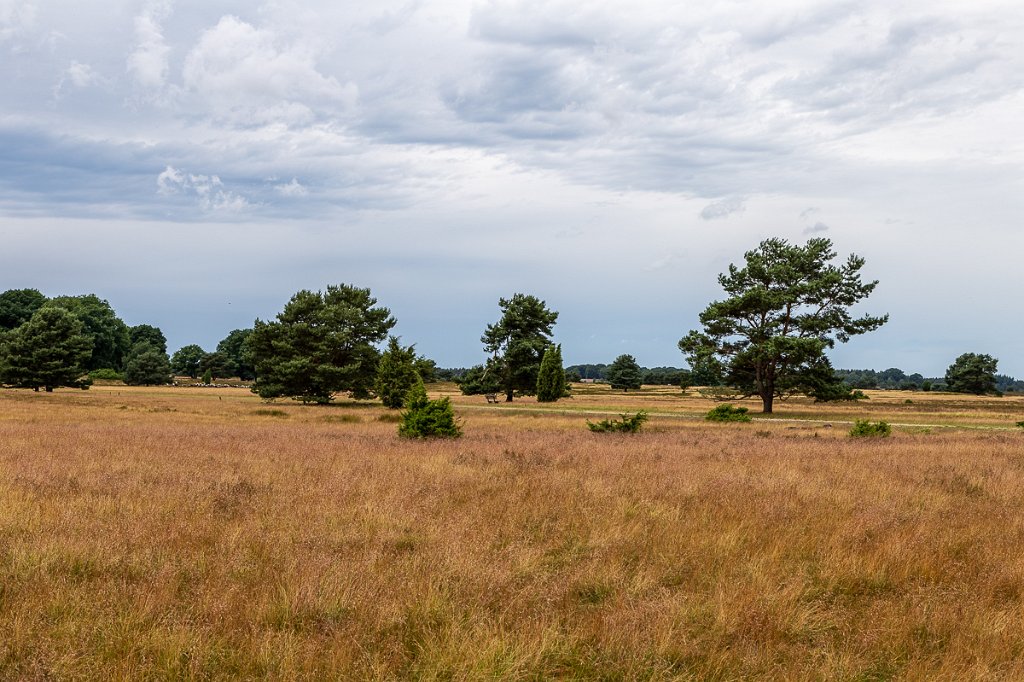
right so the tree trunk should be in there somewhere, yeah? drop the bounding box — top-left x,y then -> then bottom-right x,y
505,388 -> 514,402
45,386 -> 53,393
761,391 -> 773,414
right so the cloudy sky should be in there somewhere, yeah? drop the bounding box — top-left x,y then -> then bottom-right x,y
2,0 -> 1022,375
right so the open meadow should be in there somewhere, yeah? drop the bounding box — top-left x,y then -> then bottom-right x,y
2,384 -> 1024,679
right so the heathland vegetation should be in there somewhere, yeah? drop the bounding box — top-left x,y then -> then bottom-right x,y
1,231 -> 1024,677
2,384 -> 1024,678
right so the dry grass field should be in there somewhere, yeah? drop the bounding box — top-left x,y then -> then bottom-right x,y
2,384 -> 1024,679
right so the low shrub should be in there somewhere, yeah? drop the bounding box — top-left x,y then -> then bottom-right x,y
705,404 -> 751,422
850,419 -> 892,438
1016,421 -> 1024,429
587,411 -> 648,433
88,368 -> 124,381
398,379 -> 461,439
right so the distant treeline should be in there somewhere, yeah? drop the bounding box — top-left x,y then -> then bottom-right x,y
836,368 -> 1024,393
434,364 -> 1024,393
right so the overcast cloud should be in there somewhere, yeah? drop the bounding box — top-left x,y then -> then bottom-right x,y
1,0 -> 1022,376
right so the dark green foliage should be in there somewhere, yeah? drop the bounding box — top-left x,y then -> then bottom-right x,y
679,238 -> 887,413
849,419 -> 892,438
835,367 -> 927,390
128,324 -> 167,355
200,351 -> 231,381
536,344 -> 565,402
705,404 -> 752,422
566,364 -> 607,380
0,307 -> 91,391
171,344 -> 206,378
482,293 -> 558,402
945,353 -> 999,395
687,351 -> 726,387
605,354 -> 643,391
124,348 -> 172,385
1016,421 -> 1024,429
587,411 -> 648,433
564,368 -> 582,383
249,284 -> 395,404
216,329 -> 256,380
456,364 -> 502,395
398,378 -> 462,438
642,367 -> 687,385
996,375 -> 1024,393
376,337 -> 420,409
413,356 -> 437,383
44,294 -> 131,371
89,368 -> 124,381
0,288 -> 47,331
202,369 -> 213,384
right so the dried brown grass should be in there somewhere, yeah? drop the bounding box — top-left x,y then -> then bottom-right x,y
1,385 -> 1024,679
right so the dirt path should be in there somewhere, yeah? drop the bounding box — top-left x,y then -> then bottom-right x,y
455,403 -> 1022,431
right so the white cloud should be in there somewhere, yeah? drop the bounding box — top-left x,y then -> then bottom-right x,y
274,178 -> 308,197
182,15 -> 357,126
128,1 -> 172,90
157,165 -> 249,212
53,60 -> 104,98
0,0 -> 36,44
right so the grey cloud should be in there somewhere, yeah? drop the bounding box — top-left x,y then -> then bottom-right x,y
803,221 -> 830,234
700,197 -> 745,220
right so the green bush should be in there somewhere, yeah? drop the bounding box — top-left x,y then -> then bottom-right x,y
1016,421 -> 1024,429
705,404 -> 751,422
202,369 -> 213,385
88,368 -> 124,381
849,419 -> 892,438
587,411 -> 648,433
398,378 -> 462,439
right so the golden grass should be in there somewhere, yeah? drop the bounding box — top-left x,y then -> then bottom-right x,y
2,385 -> 1024,679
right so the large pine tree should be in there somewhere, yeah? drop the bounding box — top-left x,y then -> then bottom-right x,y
0,307 -> 91,391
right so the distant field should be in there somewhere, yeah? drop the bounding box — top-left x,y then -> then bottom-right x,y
2,384 -> 1024,679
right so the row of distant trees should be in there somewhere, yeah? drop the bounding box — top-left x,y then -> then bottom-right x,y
1,237 -> 1017,409
0,289 -> 173,390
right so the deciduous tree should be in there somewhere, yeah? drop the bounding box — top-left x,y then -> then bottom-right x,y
0,289 -> 47,331
45,294 -> 130,371
171,344 -> 206,378
216,329 -> 255,380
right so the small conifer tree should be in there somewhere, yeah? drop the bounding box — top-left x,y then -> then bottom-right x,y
536,344 -> 565,402
606,354 -> 643,391
375,336 -> 420,408
398,377 -> 462,438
